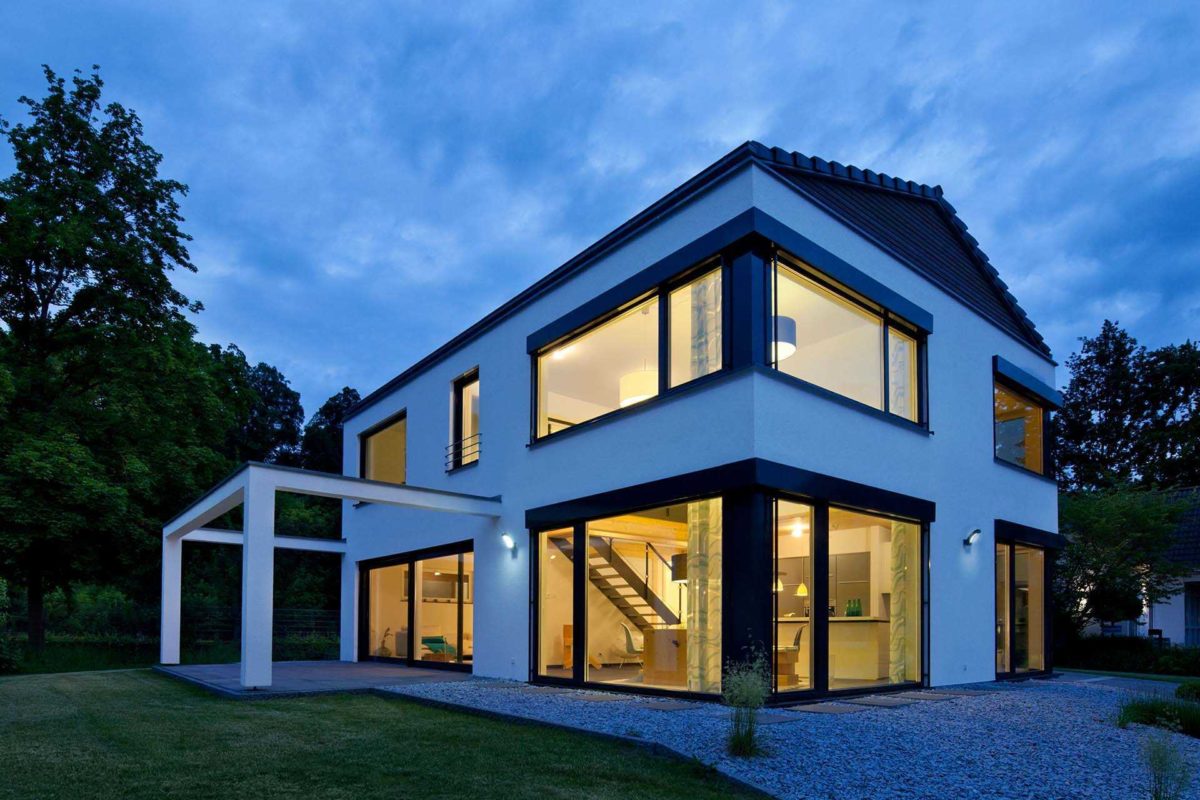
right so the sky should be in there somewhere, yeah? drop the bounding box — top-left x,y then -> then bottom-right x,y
2,2 -> 1198,414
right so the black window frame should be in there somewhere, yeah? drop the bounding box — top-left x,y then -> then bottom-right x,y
529,257 -> 729,443
358,408 -> 408,482
358,538 -> 474,672
770,250 -> 929,428
448,368 -> 480,471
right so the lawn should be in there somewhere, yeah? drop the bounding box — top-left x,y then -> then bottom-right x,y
0,670 -> 759,800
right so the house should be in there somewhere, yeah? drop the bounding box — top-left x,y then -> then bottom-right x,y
1142,489 -> 1200,644
160,141 -> 1065,699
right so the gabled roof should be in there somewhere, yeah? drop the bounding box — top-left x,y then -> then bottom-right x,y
346,141 -> 1051,421
746,143 -> 1049,358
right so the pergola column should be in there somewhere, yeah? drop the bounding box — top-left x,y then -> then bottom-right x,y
240,469 -> 275,689
160,535 -> 182,665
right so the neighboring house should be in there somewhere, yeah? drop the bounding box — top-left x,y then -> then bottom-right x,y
1144,489 -> 1200,645
161,141 -> 1064,699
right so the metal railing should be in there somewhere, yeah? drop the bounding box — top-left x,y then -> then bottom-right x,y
445,433 -> 481,469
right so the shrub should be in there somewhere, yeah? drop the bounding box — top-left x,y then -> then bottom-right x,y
1141,728 -> 1192,800
723,647 -> 770,757
0,579 -> 14,674
1058,635 -> 1200,677
1119,694 -> 1200,739
1175,681 -> 1200,702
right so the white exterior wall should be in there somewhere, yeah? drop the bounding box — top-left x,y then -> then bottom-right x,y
340,163 -> 1058,685
1150,574 -> 1199,645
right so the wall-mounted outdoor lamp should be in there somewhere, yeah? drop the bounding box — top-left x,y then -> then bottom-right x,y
963,528 -> 981,547
501,532 -> 515,550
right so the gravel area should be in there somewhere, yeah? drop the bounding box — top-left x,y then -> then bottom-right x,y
380,676 -> 1200,800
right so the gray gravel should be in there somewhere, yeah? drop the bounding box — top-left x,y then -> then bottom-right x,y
380,676 -> 1200,800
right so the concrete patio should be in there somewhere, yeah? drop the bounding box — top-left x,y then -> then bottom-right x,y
156,660 -> 469,699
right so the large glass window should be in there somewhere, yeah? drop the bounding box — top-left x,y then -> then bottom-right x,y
995,543 -> 1010,673
827,508 -> 921,690
669,268 -> 723,388
772,257 -> 920,422
537,528 -> 575,678
995,541 -> 1046,674
994,382 -> 1045,474
775,500 -> 814,691
362,414 -> 407,483
366,564 -> 409,659
537,296 -> 660,436
580,498 -> 723,693
451,371 -> 480,468
363,545 -> 472,668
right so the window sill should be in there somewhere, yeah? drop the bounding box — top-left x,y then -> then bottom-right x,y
992,456 -> 1057,485
528,367 -> 740,449
756,367 -> 932,437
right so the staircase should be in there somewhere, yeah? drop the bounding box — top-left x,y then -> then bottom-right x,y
550,535 -> 680,631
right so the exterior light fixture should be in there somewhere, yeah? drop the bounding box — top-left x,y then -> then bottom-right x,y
795,582 -> 809,598
963,528 -> 981,547
618,369 -> 658,407
501,532 -> 515,550
772,316 -> 797,362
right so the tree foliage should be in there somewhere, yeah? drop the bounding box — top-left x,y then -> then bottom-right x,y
299,387 -> 360,473
1057,320 -> 1200,491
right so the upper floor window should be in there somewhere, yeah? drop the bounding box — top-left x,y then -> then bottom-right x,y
535,264 -> 723,439
362,413 -> 407,484
994,381 -> 1044,474
450,370 -> 480,468
771,255 -> 920,423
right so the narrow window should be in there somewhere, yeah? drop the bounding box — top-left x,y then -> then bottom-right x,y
774,500 -> 814,692
536,528 -> 575,679
887,325 -> 919,422
993,381 -> 1044,473
536,295 -> 659,436
362,414 -> 407,484
451,371 -> 480,468
669,268 -> 723,388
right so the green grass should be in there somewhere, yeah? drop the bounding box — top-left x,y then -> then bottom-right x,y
0,670 -> 759,800
1061,667 -> 1200,684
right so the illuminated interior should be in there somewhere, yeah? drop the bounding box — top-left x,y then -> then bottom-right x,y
996,542 -> 1045,673
826,508 -> 921,690
669,268 -> 723,388
775,500 -> 814,690
994,382 -> 1044,473
455,373 -> 480,466
364,548 -> 474,666
363,415 -> 407,484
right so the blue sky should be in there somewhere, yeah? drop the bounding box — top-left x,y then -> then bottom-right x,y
2,2 -> 1198,413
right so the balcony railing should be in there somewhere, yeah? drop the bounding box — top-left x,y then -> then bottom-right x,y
445,433 -> 481,470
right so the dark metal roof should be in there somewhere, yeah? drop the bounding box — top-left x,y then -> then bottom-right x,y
749,143 -> 1049,357
1165,488 -> 1200,567
345,141 -> 1051,421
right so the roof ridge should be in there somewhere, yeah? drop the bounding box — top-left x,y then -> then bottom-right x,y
746,140 -> 1049,357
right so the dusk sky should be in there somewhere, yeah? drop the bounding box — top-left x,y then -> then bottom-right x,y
2,3 -> 1198,414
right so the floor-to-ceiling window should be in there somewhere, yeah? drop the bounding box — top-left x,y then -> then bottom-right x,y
775,500 -> 814,691
361,542 -> 473,669
827,508 -> 922,690
996,540 -> 1047,676
537,528 -> 575,678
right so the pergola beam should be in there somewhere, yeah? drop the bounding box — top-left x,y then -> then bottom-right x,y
183,528 -> 348,553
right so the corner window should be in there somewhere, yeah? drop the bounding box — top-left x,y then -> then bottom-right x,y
534,262 -> 724,440
362,413 -> 407,484
450,370 -> 480,469
994,381 -> 1044,474
771,255 -> 921,423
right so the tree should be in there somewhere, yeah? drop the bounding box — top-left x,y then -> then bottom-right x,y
299,387 -> 360,473
0,67 -> 229,648
1055,487 -> 1193,634
206,344 -> 303,464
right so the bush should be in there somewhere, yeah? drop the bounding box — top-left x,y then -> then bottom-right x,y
0,579 -> 15,674
723,647 -> 770,757
1058,635 -> 1200,677
1119,695 -> 1200,739
1175,681 -> 1200,702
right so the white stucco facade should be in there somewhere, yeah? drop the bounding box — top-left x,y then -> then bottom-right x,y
334,156 -> 1060,690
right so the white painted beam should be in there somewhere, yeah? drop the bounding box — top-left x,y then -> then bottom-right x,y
257,463 -> 502,517
163,468 -> 248,540
183,528 -> 347,553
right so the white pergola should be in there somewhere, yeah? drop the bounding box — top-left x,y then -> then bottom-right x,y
161,462 -> 502,689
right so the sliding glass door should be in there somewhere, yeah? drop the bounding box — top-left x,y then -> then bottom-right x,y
361,542 -> 474,670
995,541 -> 1047,676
